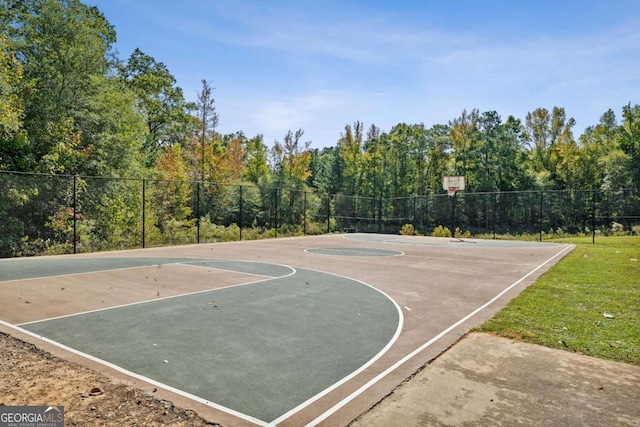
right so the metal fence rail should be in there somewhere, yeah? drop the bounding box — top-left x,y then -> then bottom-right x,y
1,170 -> 639,257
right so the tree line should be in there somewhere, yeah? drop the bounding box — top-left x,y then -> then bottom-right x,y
2,0 -> 639,203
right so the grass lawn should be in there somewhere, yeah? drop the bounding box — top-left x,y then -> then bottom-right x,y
477,236 -> 640,366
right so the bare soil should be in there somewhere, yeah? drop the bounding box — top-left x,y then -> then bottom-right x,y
0,332 -> 219,426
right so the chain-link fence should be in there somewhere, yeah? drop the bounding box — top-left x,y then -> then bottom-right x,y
331,188 -> 640,239
2,170 -> 639,257
0,171 -> 329,257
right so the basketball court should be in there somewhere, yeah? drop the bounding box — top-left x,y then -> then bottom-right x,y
0,233 -> 573,426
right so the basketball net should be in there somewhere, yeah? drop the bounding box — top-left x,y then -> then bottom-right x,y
447,187 -> 458,197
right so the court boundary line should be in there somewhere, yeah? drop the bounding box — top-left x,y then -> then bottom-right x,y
18,262 -> 296,326
9,259 -> 404,426
267,266 -> 404,425
342,233 -> 566,248
401,253 -> 543,267
302,243 -> 575,427
0,259 -> 213,284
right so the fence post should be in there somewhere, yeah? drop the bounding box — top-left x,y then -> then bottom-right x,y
493,192 -> 497,239
239,185 -> 243,241
303,191 -> 307,235
327,194 -> 331,233
142,179 -> 146,248
591,189 -> 596,244
539,191 -> 544,242
274,188 -> 279,237
451,194 -> 457,233
73,175 -> 77,254
196,182 -> 201,244
378,196 -> 383,233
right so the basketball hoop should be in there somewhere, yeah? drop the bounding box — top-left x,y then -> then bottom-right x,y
443,176 -> 465,197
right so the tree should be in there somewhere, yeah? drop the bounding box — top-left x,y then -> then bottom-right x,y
0,33 -> 29,170
244,134 -> 270,185
449,109 -> 480,189
154,143 -> 192,223
196,79 -> 218,181
619,103 -> 640,187
6,0 -> 121,173
119,48 -> 196,166
0,34 -> 23,137
337,122 -> 364,196
223,132 -> 247,183
423,124 -> 451,192
577,109 -> 619,188
271,128 -> 312,187
523,107 -> 576,183
2,0 -> 148,177
308,146 -> 341,194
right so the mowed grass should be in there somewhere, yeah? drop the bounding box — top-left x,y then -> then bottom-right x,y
478,236 -> 640,366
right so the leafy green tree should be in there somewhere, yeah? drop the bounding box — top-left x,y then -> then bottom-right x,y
619,103 -> 640,187
449,109 -> 481,189
523,107 -> 576,186
0,33 -> 30,170
2,0 -> 146,177
6,0 -> 122,173
360,124 -> 383,198
244,134 -> 270,185
119,48 -> 196,166
577,109 -> 619,188
497,116 -> 532,191
271,128 -> 312,188
308,146 -> 342,194
423,124 -> 452,192
153,143 -> 192,223
0,34 -> 23,137
337,122 -> 364,196
195,78 -> 219,181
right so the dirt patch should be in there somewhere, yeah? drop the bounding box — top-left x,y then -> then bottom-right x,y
0,332 -> 219,426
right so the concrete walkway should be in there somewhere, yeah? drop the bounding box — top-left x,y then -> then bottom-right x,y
352,333 -> 640,427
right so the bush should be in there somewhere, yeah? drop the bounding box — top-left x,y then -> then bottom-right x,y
432,225 -> 451,238
400,223 -> 421,236
454,227 -> 471,238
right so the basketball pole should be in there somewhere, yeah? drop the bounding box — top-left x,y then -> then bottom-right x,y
451,191 -> 456,235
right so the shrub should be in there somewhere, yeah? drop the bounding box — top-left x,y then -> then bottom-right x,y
400,223 -> 421,236
454,227 -> 471,238
432,225 -> 452,237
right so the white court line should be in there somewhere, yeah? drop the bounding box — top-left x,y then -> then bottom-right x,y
0,259 -> 210,284
9,261 -> 404,427
0,318 -> 271,427
18,263 -> 295,326
267,266 -> 404,426
401,253 -> 542,267
179,260 -> 286,279
301,243 -> 574,427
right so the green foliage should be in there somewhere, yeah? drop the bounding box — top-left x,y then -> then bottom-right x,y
454,227 -> 471,238
431,225 -> 452,237
400,223 -> 421,236
0,34 -> 23,137
1,2 -> 640,259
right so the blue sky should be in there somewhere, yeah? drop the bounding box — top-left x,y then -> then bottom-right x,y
87,0 -> 640,148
